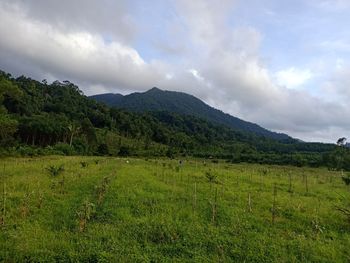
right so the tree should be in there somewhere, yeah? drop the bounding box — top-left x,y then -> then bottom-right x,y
68,122 -> 80,146
337,137 -> 347,146
81,118 -> 97,148
0,114 -> 18,146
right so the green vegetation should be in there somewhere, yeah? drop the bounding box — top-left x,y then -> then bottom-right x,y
1,156 -> 350,262
90,87 -> 291,140
2,70 -> 349,170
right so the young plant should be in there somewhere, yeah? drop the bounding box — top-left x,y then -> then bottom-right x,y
95,177 -> 110,205
58,175 -> 66,194
46,164 -> 64,177
37,191 -> 44,209
20,192 -> 31,218
205,171 -> 218,184
76,200 -> 95,232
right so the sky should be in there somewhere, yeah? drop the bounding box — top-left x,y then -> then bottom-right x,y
0,0 -> 349,143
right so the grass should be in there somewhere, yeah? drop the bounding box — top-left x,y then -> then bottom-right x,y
0,156 -> 350,262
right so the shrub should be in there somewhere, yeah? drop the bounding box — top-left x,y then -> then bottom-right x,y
53,143 -> 75,155
97,143 -> 109,156
46,164 -> 65,177
118,146 -> 130,156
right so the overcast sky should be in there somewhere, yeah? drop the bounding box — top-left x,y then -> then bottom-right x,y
0,0 -> 349,143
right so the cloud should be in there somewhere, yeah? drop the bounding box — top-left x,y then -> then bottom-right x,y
275,67 -> 313,89
0,0 -> 349,143
0,0 -> 136,44
0,1 -> 168,93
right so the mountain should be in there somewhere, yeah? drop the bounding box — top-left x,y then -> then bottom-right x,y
1,70 -> 338,167
90,87 -> 292,141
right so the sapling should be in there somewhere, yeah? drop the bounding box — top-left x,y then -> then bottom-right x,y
76,200 -> 95,232
20,192 -> 31,218
205,170 -> 218,192
46,164 -> 64,177
58,175 -> 66,194
37,191 -> 43,209
96,176 -> 110,204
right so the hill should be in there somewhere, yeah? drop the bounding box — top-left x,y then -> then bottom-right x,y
0,70 -> 343,168
90,87 -> 291,141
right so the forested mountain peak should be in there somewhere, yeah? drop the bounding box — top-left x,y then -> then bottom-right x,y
91,88 -> 291,141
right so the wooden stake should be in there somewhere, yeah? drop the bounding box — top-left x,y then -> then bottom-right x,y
1,183 -> 5,226
305,173 -> 309,193
193,182 -> 197,213
288,172 -> 293,193
211,187 -> 218,225
248,193 -> 252,213
272,183 -> 277,224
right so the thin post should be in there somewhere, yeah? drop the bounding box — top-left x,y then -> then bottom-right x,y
211,187 -> 218,225
305,173 -> 309,193
193,182 -> 197,213
288,172 -> 292,193
272,183 -> 277,224
1,183 -> 5,226
248,193 -> 252,213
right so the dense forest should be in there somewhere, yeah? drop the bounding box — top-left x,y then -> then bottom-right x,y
90,88 -> 291,140
1,70 -> 349,170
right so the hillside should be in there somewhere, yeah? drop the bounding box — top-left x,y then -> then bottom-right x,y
90,88 -> 291,141
1,70 -> 343,168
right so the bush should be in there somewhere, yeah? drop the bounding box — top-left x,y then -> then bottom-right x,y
118,146 -> 130,156
46,164 -> 65,177
97,143 -> 109,156
53,143 -> 75,156
17,145 -> 37,157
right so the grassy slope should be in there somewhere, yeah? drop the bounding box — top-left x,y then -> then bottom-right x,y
1,156 -> 350,262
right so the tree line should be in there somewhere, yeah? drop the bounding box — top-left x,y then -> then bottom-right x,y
0,70 -> 349,170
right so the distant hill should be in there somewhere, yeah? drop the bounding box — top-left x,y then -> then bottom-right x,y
90,87 -> 292,141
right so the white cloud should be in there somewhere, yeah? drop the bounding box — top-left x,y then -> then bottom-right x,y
275,67 -> 313,89
0,0 -> 349,142
0,2 -> 167,93
188,69 -> 204,82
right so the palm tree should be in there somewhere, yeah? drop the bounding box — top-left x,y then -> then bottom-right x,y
68,123 -> 80,146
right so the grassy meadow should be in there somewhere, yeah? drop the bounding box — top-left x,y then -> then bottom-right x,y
1,156 -> 350,262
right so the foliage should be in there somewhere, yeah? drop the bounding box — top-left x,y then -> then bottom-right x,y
0,70 -> 343,169
46,164 -> 65,177
91,87 -> 290,140
205,170 -> 218,184
1,157 -> 350,262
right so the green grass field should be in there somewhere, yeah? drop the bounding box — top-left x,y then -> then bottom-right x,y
1,156 -> 350,262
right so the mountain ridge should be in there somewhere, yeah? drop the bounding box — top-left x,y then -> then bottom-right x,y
90,87 -> 292,141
